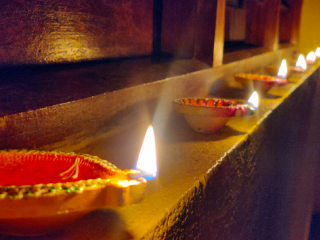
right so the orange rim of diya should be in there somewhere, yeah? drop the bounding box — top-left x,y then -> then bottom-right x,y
235,73 -> 288,86
173,98 -> 254,117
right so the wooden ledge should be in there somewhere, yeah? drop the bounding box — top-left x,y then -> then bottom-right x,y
0,47 -> 319,239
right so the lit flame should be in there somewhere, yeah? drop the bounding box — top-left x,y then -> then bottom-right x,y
306,51 -> 316,63
136,126 -> 157,177
247,91 -> 259,109
295,54 -> 307,70
277,59 -> 288,79
315,48 -> 320,58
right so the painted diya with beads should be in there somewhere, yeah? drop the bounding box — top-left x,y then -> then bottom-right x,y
0,149 -> 146,236
173,98 -> 255,133
235,73 -> 288,93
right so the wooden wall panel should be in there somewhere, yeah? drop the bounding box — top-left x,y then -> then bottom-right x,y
224,6 -> 246,42
245,0 -> 282,50
279,0 -> 303,44
194,0 -> 218,66
290,0 -> 303,45
0,0 -> 304,69
0,0 -> 153,65
245,0 -> 265,47
279,1 -> 293,43
162,0 -> 223,66
264,0 -> 281,50
161,0 -> 196,58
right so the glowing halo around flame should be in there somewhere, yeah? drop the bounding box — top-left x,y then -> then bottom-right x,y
136,126 -> 157,178
315,48 -> 320,58
306,51 -> 316,63
247,91 -> 259,109
295,54 -> 307,71
277,59 -> 288,79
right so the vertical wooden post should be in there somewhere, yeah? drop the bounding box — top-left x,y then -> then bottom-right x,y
263,0 -> 281,51
213,0 -> 226,67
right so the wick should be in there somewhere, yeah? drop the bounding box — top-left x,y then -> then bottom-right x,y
59,157 -> 80,180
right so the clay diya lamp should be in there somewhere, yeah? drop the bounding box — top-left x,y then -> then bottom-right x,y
265,59 -> 291,78
288,54 -> 307,73
173,94 -> 257,133
306,51 -> 316,65
234,73 -> 288,93
0,149 -> 146,236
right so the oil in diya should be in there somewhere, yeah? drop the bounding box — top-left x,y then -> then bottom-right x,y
173,91 -> 259,133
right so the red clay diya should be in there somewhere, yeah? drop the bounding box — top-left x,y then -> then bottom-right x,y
173,98 -> 255,133
0,149 -> 146,236
306,51 -> 316,65
235,73 -> 288,93
289,54 -> 307,72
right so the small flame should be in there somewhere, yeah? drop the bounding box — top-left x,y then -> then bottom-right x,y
295,54 -> 307,70
136,126 -> 157,177
117,179 -> 141,187
315,48 -> 320,58
306,51 -> 316,63
247,91 -> 259,109
277,59 -> 288,78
